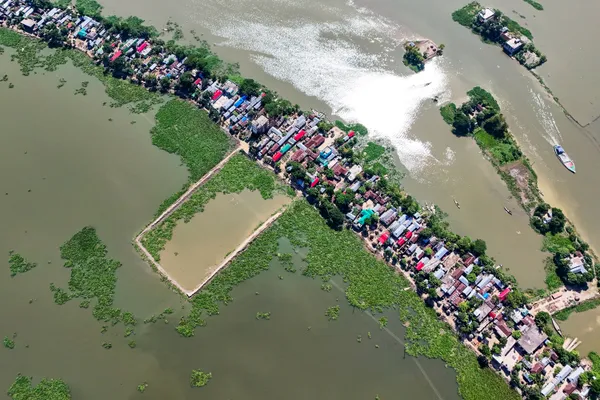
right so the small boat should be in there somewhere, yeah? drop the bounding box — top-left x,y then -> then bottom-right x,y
504,207 -> 512,215
554,145 -> 576,173
454,199 -> 460,209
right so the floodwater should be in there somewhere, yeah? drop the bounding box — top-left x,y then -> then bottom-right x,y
560,308 -> 600,356
0,50 -> 462,398
160,190 -> 290,292
95,0 -> 600,290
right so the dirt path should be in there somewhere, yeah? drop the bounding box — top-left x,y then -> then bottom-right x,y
134,146 -> 242,296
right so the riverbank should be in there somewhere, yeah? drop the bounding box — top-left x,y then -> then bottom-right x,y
439,87 -> 598,294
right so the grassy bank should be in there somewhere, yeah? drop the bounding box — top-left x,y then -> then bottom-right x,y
553,297 -> 600,321
440,87 -> 540,211
148,99 -> 234,217
8,374 -> 71,400
176,200 -> 518,399
142,154 -> 289,262
150,99 -> 233,182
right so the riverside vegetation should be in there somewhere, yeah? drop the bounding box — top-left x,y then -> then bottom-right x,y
440,88 -> 596,290
174,200 -> 515,400
452,2 -> 546,69
8,374 -> 71,400
142,153 -> 289,262
149,99 -> 234,217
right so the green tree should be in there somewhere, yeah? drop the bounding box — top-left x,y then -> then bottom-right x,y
160,77 -> 171,92
471,239 -> 487,256
177,71 -> 195,93
452,111 -> 472,136
334,192 -> 354,213
549,208 -> 566,234
534,312 -> 550,330
483,113 -> 508,138
239,78 -> 261,96
319,199 -> 345,231
42,23 -> 67,48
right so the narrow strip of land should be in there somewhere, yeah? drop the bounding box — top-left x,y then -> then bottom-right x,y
134,146 -> 242,295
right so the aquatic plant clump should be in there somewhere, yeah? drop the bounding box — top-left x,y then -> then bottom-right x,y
8,251 -> 37,277
142,154 -> 288,261
255,312 -> 271,320
7,374 -> 71,400
4,336 -> 15,349
51,227 -> 137,326
325,305 -> 340,321
190,370 -> 212,388
150,99 -> 233,181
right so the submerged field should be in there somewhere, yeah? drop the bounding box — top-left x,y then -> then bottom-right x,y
160,189 -> 291,292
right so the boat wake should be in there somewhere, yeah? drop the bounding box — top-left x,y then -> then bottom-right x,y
530,89 -> 562,146
193,0 -> 450,174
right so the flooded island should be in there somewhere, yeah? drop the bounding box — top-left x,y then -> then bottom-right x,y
2,0 -> 600,399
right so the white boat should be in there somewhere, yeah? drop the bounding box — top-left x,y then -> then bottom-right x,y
554,145 -> 576,173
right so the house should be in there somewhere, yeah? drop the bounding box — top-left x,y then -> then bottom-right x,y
347,164 -> 362,182
380,209 -> 397,226
569,255 -> 587,274
503,38 -> 523,56
517,326 -> 548,355
251,115 -> 269,135
21,18 -> 35,31
478,8 -> 495,23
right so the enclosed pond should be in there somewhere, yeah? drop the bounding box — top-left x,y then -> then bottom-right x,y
159,190 -> 291,292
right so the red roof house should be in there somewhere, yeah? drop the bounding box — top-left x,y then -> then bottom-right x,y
109,50 -> 122,62
211,89 -> 223,101
310,177 -> 319,188
272,152 -> 282,162
293,130 -> 306,141
378,232 -> 390,245
498,288 -> 511,302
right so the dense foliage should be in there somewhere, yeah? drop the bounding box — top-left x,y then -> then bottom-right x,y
8,251 -> 37,277
363,142 -> 386,162
51,227 -> 137,326
8,375 -> 71,400
150,99 -> 233,181
334,120 -> 368,136
142,154 -> 288,261
402,44 -> 425,72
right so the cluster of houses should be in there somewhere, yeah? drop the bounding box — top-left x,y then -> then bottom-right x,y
0,2 -> 594,398
476,7 -> 544,68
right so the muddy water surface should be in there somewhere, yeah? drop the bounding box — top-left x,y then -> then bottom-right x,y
160,190 -> 290,292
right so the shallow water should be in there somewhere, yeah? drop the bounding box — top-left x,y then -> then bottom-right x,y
160,190 -> 290,291
0,50 -> 462,398
560,308 -> 600,356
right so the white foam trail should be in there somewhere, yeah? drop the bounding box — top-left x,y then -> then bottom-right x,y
198,4 -> 449,174
530,88 -> 562,146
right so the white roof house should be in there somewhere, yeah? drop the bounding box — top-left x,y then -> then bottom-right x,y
478,8 -> 495,23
